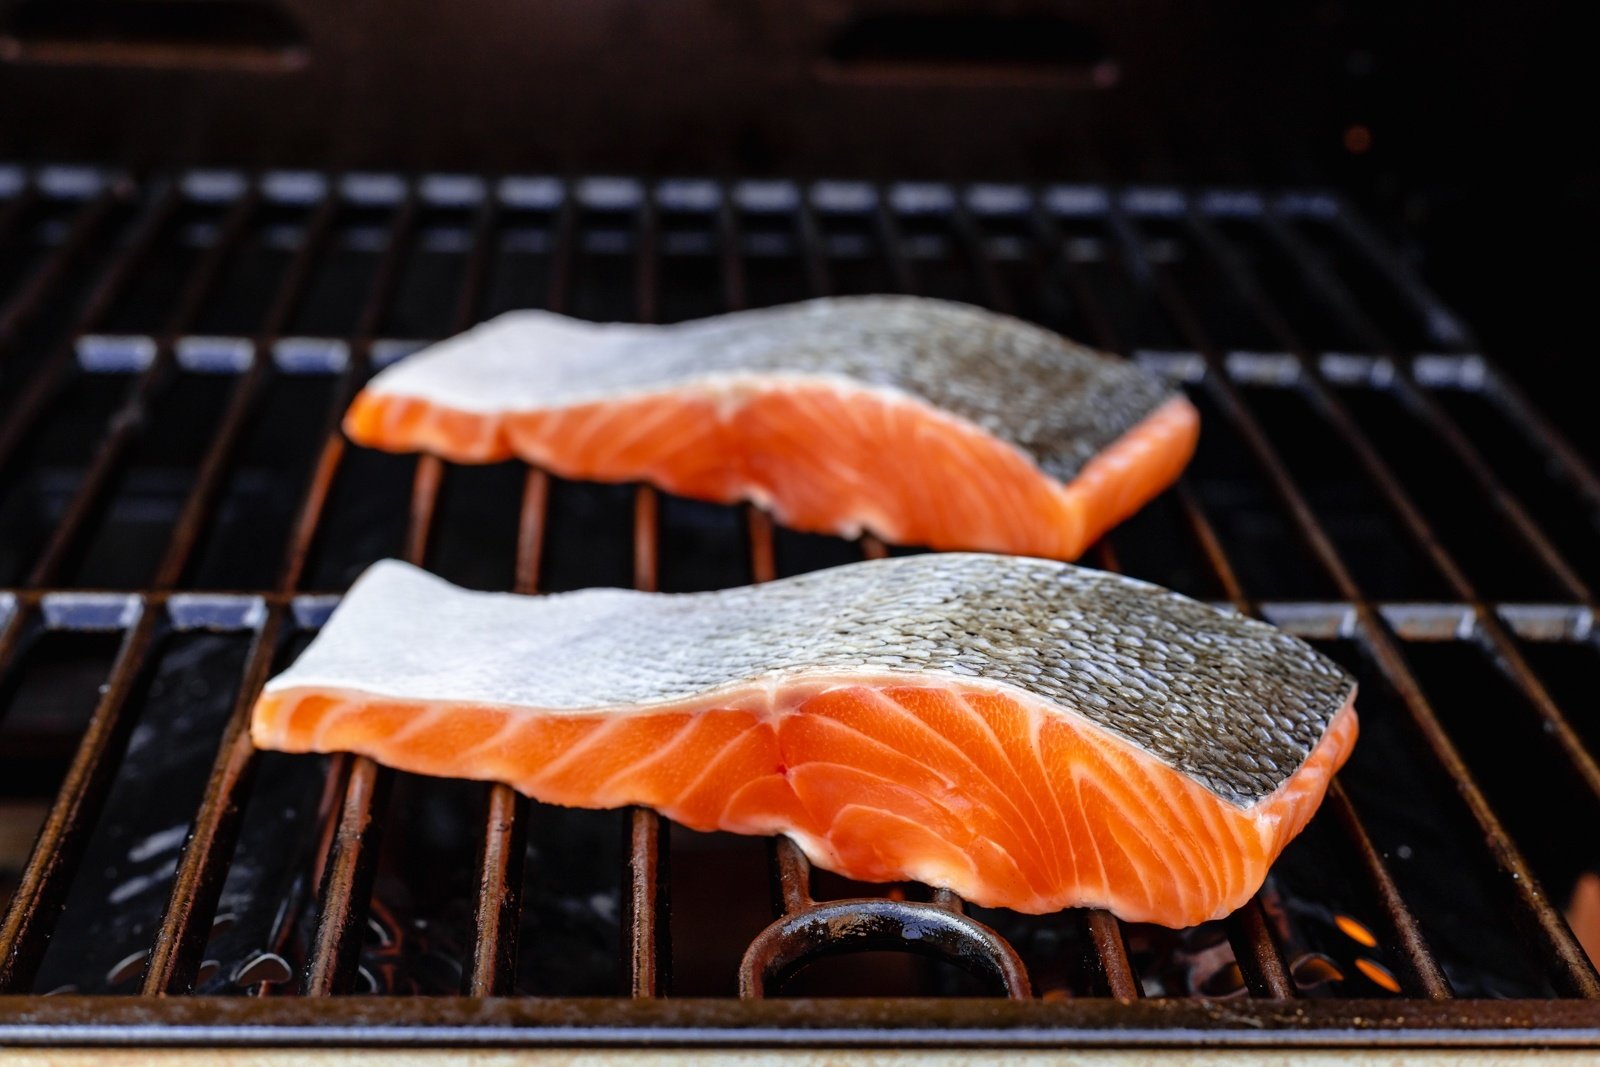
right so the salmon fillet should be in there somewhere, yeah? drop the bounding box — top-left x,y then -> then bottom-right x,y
343,296 -> 1199,560
252,555 -> 1356,926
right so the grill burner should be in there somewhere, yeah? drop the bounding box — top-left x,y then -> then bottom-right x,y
2,165 -> 1600,1046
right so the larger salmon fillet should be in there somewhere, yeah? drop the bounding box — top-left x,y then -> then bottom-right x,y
343,296 -> 1199,560
252,555 -> 1356,927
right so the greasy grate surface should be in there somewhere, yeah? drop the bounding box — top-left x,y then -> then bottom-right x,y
2,166 -> 1600,1046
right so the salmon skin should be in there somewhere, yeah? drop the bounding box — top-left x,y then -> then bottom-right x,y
343,296 -> 1199,560
253,555 -> 1356,926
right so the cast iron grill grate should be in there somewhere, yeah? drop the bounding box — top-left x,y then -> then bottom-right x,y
1,165 -> 1599,1046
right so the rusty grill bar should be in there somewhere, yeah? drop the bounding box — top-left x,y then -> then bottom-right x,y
2,166 -> 1600,1044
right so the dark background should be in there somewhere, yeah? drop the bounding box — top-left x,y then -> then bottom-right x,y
0,1 -> 1591,411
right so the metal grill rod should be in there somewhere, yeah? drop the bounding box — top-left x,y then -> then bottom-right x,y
0,185 -> 200,993
1036,198 -> 1456,998
1256,206 -> 1594,606
149,193 -> 341,591
1323,779 -> 1450,999
139,191 -> 346,989
1475,364 -> 1600,522
0,608 -> 161,991
1251,206 -> 1592,604
139,606 -> 282,994
1108,198 -> 1599,998
463,476 -> 541,997
1232,210 -> 1600,992
0,183 -> 161,489
624,185 -> 671,999
0,181 -> 122,359
25,188 -> 260,589
0,181 -> 38,262
792,194 -> 835,298
1188,208 -> 1600,812
1325,196 -> 1476,352
1100,208 -> 1478,999
868,186 -> 919,297
9,992 -> 1600,1045
298,190 -> 422,996
444,191 -> 532,998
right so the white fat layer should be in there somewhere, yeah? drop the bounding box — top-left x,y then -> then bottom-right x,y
362,308 -> 869,414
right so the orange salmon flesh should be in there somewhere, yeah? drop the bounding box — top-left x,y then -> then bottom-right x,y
254,679 -> 1356,926
343,384 -> 1200,561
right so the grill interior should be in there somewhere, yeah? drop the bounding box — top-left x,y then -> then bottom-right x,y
2,164 -> 1600,1045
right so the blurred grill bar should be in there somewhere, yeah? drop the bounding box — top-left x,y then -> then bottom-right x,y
625,189 -> 670,1000
1,169 -> 1599,1042
300,189 -> 420,996
1104,198 -> 1599,996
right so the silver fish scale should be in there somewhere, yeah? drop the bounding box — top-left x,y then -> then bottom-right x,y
271,555 -> 1353,809
651,297 -> 1178,480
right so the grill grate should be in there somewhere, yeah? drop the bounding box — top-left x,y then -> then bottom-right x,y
2,165 -> 1600,1045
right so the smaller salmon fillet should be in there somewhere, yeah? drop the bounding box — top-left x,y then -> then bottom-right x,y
252,555 -> 1356,926
344,296 -> 1199,560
